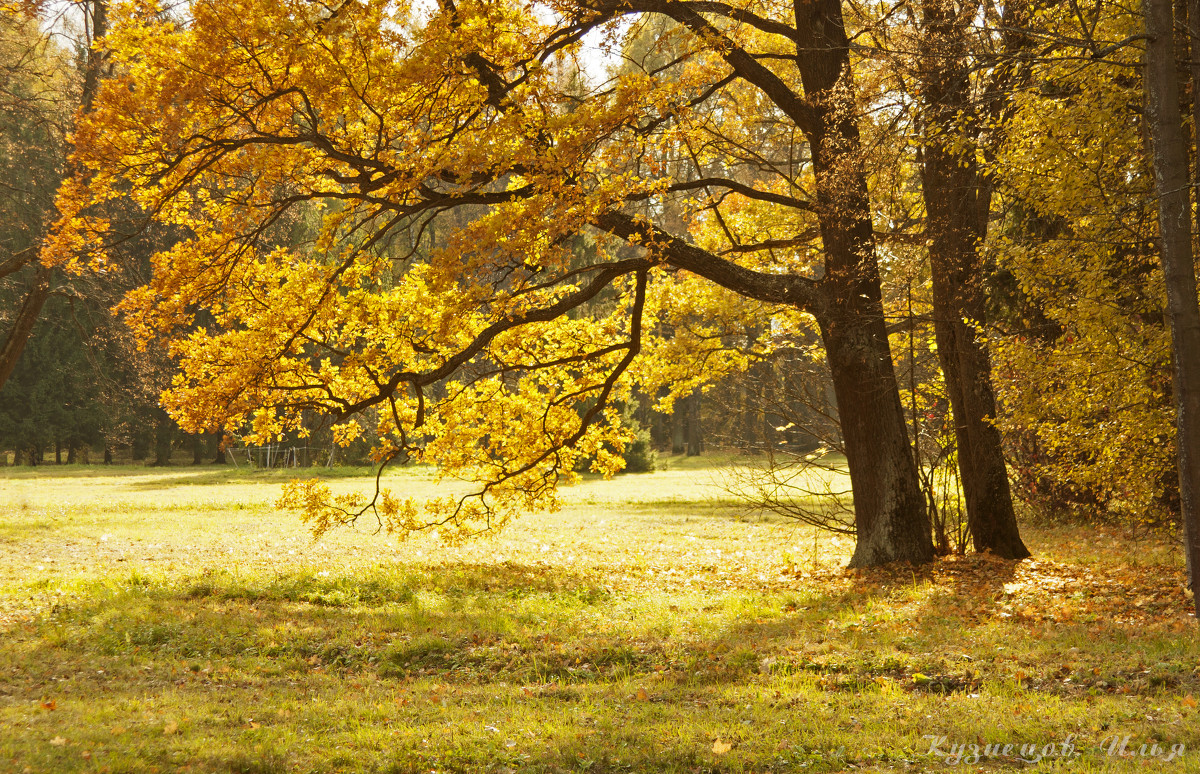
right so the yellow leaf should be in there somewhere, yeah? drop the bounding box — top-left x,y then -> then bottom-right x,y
712,739 -> 732,755
50,737 -> 67,746
1183,695 -> 1198,709
163,722 -> 179,735
636,687 -> 648,701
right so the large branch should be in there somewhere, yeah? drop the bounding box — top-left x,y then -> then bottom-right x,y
330,258 -> 651,419
626,177 -> 815,211
594,210 -> 825,315
589,0 -> 819,136
0,248 -> 37,281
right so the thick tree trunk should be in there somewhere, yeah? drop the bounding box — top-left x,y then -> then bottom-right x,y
918,0 -> 1029,559
600,0 -> 934,565
820,307 -> 933,566
795,0 -> 933,566
1145,0 -> 1200,617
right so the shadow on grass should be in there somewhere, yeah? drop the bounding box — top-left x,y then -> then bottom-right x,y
8,555 -> 1200,774
0,519 -> 57,540
25,557 -> 1029,688
118,466 -> 389,488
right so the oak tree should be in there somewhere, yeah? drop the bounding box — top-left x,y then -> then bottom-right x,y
51,0 -> 940,565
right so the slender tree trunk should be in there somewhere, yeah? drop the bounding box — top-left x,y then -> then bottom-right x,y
918,0 -> 1029,559
131,431 -> 148,462
153,413 -> 173,466
0,265 -> 51,390
686,390 -> 702,456
671,400 -> 685,454
0,0 -> 106,392
208,431 -> 227,464
1145,0 -> 1200,617
795,0 -> 933,566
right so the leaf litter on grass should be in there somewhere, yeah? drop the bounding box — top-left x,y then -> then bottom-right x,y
0,465 -> 1198,772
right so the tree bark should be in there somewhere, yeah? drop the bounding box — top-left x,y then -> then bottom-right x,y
918,0 -> 1029,559
1145,0 -> 1200,617
795,0 -> 934,566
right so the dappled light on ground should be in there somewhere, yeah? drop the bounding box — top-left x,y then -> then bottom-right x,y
1,464 -> 1197,772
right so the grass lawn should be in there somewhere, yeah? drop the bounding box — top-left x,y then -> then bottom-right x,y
0,458 -> 1197,773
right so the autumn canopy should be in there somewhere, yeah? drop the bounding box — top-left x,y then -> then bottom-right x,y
48,0 -> 1060,566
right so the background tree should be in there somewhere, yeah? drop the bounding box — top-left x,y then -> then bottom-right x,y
986,2 -> 1179,531
1143,0 -> 1200,614
0,2 -> 73,388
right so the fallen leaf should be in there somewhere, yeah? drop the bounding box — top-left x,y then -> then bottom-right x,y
50,737 -> 67,746
712,739 -> 732,755
40,700 -> 56,711
1183,695 -> 1198,709
636,687 -> 648,701
163,722 -> 178,735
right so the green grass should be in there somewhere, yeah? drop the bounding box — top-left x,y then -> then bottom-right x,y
0,458 -> 1197,772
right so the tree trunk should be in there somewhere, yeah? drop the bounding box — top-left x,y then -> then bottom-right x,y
0,265 -> 51,391
153,413 -> 173,466
686,390 -> 702,456
1145,0 -> 1200,617
671,400 -> 685,454
132,432 -> 149,461
192,434 -> 204,464
209,431 -> 227,464
795,0 -> 933,566
0,0 -> 105,393
918,0 -> 1029,560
